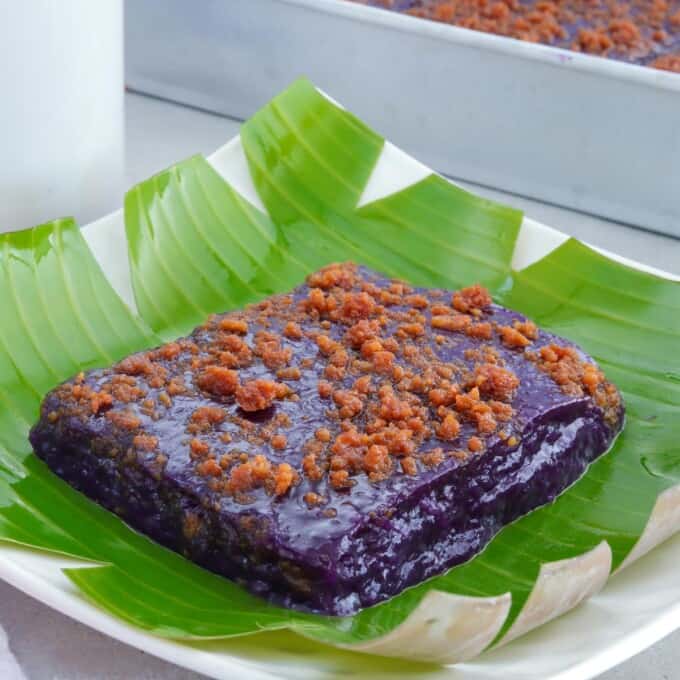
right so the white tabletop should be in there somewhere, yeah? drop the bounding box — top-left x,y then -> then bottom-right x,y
2,91 -> 679,680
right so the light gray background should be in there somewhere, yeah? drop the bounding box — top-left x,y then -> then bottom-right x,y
2,91 -> 678,679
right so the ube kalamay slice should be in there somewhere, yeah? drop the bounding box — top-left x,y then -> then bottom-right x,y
30,262 -> 624,617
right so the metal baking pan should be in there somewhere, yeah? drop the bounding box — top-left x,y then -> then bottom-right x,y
125,0 -> 680,237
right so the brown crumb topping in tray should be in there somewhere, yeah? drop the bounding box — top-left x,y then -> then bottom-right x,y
352,0 -> 680,72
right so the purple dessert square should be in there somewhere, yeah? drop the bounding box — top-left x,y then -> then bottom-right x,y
30,263 -> 623,615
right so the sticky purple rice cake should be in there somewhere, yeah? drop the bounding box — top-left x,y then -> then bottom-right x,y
30,263 -> 624,616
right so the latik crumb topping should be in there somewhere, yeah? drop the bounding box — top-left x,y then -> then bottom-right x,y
47,261 -> 621,508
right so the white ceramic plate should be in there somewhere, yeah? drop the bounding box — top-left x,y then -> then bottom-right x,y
2,132 -> 679,680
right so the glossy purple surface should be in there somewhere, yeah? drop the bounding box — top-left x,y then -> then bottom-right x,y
30,268 -> 624,615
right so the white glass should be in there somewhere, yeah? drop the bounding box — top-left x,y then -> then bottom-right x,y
0,0 -> 123,232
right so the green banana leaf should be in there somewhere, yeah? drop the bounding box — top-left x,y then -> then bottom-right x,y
1,78 -> 678,652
